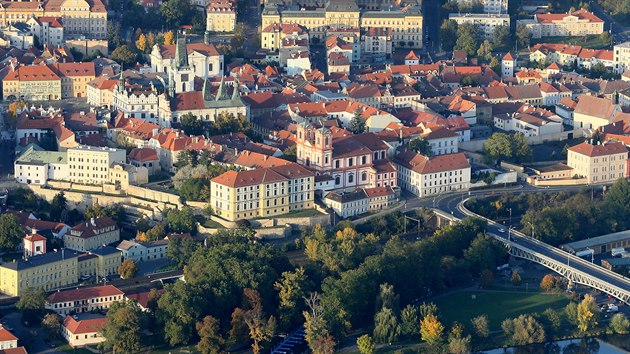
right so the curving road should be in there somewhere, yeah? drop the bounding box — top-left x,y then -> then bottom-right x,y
421,186 -> 630,303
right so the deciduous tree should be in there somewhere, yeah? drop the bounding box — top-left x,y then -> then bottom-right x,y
135,33 -> 147,52
511,315 -> 546,345
275,267 -> 309,328
471,315 -> 490,338
440,20 -> 458,51
408,138 -> 432,155
420,314 -> 444,345
610,313 -> 630,334
196,315 -> 224,354
356,334 -> 375,354
163,31 -> 175,45
41,313 -> 62,339
0,214 -> 23,252
118,259 -> 138,279
111,45 -> 138,67
577,294 -> 599,333
400,304 -> 419,337
101,301 -> 142,353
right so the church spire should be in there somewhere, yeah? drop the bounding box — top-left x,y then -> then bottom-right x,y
231,73 -> 241,100
117,70 -> 125,93
216,76 -> 229,101
174,33 -> 189,69
203,75 -> 212,101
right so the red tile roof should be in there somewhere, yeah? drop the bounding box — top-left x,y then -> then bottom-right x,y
395,151 -> 470,174
0,327 -> 18,342
128,147 -> 158,162
503,52 -> 515,61
4,64 -> 60,81
63,316 -> 107,335
535,9 -> 603,24
405,50 -> 419,61
70,216 -> 118,239
568,141 -> 629,157
364,186 -> 395,198
0,347 -> 27,354
48,285 -> 123,304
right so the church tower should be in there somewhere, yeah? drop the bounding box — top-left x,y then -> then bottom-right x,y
502,52 -> 516,78
172,34 -> 195,93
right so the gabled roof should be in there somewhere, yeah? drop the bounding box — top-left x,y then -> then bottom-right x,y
48,285 -> 123,304
394,151 -> 470,174
567,141 -> 628,157
128,147 -> 158,162
63,316 -> 107,335
574,95 -> 615,120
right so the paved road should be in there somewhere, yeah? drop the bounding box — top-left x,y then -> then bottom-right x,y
422,0 -> 440,54
425,186 -> 630,303
589,2 -> 630,44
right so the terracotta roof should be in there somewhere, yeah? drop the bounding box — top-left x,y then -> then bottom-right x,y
4,64 -> 60,81
395,151 -> 470,174
70,216 -> 118,239
503,52 -> 515,61
211,167 -> 286,188
405,50 -> 419,61
158,43 -> 220,58
53,62 -> 95,77
0,347 -> 27,354
63,316 -> 107,335
24,233 -> 47,243
235,150 -> 289,168
574,95 -> 615,120
535,9 -> 603,24
547,62 -> 561,70
364,186 -> 395,198
25,219 -> 67,233
125,289 -> 164,309
0,327 -> 18,342
128,147 -> 158,162
48,285 -> 123,304
567,141 -> 628,157
578,48 -> 613,60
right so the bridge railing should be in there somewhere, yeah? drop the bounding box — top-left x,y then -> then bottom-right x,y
453,198 -> 630,302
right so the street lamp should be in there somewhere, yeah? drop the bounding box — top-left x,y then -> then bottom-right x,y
527,221 -> 535,239
507,207 -> 512,226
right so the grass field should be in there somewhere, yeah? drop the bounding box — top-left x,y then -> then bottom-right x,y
434,290 -> 570,330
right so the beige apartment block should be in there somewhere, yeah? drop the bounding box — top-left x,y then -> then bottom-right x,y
567,141 -> 629,184
67,145 -> 125,185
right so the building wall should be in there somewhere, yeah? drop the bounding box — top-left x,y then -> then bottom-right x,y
207,10 -> 236,32
47,293 -> 124,315
397,164 -> 471,197
449,14 -> 510,38
62,328 -> 105,347
0,256 -> 78,297
3,78 -> 61,101
64,229 -> 120,252
67,146 -> 126,185
567,149 -> 628,183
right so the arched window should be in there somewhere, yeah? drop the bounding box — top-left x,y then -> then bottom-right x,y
335,176 -> 341,185
361,172 -> 367,181
348,174 -> 354,184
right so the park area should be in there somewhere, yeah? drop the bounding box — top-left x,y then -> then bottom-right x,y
434,290 -> 570,331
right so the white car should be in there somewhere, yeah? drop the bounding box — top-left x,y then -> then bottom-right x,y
498,228 -> 506,233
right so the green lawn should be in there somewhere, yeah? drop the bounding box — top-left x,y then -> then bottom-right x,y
202,218 -> 225,228
283,209 -> 325,218
434,290 -> 569,331
532,35 -> 611,49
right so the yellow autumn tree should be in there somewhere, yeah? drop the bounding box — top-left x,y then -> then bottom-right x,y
164,31 -> 175,45
577,294 -> 599,333
420,314 -> 444,345
135,33 -> 147,52
136,231 -> 148,242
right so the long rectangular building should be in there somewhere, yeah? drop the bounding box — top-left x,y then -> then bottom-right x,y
210,162 -> 315,221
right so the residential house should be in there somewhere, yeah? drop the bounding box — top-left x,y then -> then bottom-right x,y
567,141 -> 629,183
394,151 -> 471,197
64,217 -> 120,252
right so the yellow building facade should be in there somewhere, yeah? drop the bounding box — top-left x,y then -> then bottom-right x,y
0,0 -> 108,40
0,250 -> 79,297
262,0 -> 422,48
210,164 -> 315,221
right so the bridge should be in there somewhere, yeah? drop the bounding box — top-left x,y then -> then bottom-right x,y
432,196 -> 630,305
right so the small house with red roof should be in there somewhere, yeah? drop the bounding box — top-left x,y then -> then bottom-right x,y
501,52 -> 516,78
128,147 -> 160,175
0,325 -> 19,350
62,314 -> 107,347
404,50 -> 420,65
23,230 -> 46,258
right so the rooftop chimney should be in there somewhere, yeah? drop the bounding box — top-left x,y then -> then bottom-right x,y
90,217 -> 96,227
